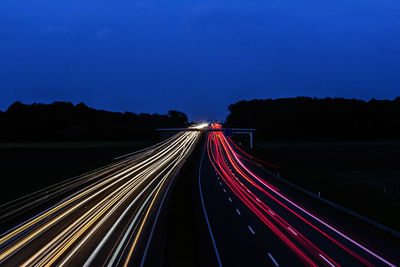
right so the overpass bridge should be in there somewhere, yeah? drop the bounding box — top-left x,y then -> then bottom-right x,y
156,127 -> 256,148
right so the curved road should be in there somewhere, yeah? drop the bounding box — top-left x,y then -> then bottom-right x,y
0,125 -> 204,266
198,123 -> 400,266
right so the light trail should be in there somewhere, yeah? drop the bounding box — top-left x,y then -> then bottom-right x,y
207,123 -> 398,267
0,124 -> 205,266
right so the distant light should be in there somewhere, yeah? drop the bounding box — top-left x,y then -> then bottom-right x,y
191,123 -> 208,129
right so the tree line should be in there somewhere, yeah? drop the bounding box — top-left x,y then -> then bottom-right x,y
0,101 -> 188,141
226,97 -> 400,140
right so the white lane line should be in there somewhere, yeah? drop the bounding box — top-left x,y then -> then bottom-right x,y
319,254 -> 335,267
268,253 -> 279,266
219,182 -> 222,186
223,189 -> 226,193
229,148 -> 398,267
255,197 -> 261,203
199,140 -> 223,267
268,210 -> 275,216
139,156 -> 188,267
107,178 -> 163,266
247,189 -> 250,193
287,227 -> 298,236
84,174 -> 162,266
107,136 -> 197,267
228,197 -> 232,202
248,225 -> 255,235
236,209 -> 241,215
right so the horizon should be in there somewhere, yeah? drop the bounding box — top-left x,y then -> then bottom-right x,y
2,95 -> 400,122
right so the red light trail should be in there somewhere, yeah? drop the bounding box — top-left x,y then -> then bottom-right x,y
207,123 -> 397,266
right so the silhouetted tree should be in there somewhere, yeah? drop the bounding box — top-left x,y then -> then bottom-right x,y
226,97 -> 400,140
0,102 -> 189,141
168,110 -> 188,126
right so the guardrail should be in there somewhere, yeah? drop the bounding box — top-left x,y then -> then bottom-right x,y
156,128 -> 256,132
261,167 -> 400,239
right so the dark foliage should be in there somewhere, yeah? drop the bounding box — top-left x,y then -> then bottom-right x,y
0,102 -> 188,141
226,97 -> 400,140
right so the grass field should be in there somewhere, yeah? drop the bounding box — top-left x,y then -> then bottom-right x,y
233,137 -> 400,231
0,141 -> 153,205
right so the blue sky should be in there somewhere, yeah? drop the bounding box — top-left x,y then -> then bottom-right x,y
1,0 -> 399,120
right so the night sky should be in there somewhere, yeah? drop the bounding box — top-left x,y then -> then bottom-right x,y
1,0 -> 399,120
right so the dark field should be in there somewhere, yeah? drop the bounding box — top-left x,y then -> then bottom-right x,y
234,137 -> 400,232
0,141 -> 152,205
2,138 -> 399,233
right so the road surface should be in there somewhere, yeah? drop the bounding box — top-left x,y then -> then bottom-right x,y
0,125 -> 205,266
198,123 -> 400,266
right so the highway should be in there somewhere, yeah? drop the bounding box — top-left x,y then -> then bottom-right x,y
0,124 -> 205,266
198,123 -> 400,266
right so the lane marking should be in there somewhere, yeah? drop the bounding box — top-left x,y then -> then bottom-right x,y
268,210 -> 275,216
268,253 -> 279,266
236,209 -> 241,215
319,254 -> 335,267
139,158 -> 185,267
223,189 -> 226,193
219,182 -> 222,186
199,139 -> 223,267
287,227 -> 298,236
248,225 -> 255,235
255,197 -> 261,203
228,143 -> 399,267
84,173 -> 163,266
109,134 -> 197,267
228,197 -> 232,202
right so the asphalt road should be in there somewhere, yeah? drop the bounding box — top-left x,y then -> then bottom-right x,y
0,125 -> 203,266
198,124 -> 400,267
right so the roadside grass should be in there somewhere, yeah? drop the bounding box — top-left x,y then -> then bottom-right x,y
0,141 -> 150,149
233,137 -> 400,231
0,141 -> 153,205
